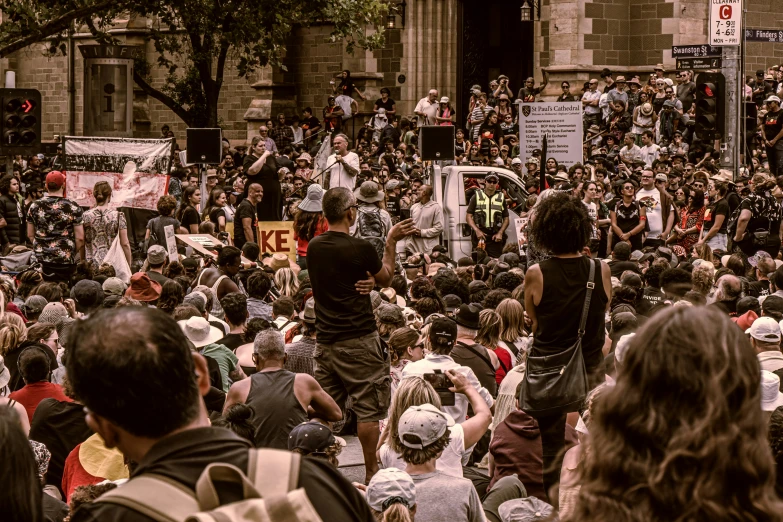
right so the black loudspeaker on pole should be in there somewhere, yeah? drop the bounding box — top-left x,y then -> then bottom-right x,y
186,128 -> 223,164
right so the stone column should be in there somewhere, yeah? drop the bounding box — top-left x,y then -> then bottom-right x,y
399,0 -> 459,115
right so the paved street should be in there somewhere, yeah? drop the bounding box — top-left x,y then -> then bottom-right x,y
337,435 -> 367,484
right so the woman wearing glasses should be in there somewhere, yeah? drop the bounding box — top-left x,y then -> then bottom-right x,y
557,81 -> 576,102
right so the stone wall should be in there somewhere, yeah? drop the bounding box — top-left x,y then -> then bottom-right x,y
743,0 -> 783,76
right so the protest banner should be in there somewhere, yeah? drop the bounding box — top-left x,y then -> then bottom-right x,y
515,217 -> 529,256
63,136 -> 173,210
257,221 -> 297,262
175,234 -> 251,264
164,225 -> 178,263
517,101 -> 583,168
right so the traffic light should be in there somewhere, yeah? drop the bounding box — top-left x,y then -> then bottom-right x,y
694,72 -> 725,141
0,88 -> 41,155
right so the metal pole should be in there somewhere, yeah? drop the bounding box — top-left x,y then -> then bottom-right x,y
720,45 -> 740,174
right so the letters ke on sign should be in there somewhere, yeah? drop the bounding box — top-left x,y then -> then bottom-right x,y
744,29 -> 783,43
709,0 -> 741,46
517,101 -> 583,168
257,221 -> 297,262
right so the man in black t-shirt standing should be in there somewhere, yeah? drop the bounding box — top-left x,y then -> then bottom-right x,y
763,96 -> 783,176
308,187 -> 415,483
233,183 -> 262,250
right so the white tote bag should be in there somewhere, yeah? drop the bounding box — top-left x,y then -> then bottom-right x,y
103,234 -> 131,284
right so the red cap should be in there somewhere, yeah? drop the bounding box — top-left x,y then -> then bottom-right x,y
45,171 -> 66,188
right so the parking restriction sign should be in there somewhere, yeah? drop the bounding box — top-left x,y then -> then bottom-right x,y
709,0 -> 742,46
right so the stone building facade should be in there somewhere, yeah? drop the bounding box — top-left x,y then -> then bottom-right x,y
0,0 -> 781,147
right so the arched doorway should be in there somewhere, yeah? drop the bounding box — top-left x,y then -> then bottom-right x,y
457,0 -> 535,124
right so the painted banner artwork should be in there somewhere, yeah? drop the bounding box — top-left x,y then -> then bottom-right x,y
63,136 -> 173,210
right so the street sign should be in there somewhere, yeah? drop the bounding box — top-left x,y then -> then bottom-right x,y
676,57 -> 723,70
672,44 -> 722,58
709,0 -> 742,46
744,29 -> 783,43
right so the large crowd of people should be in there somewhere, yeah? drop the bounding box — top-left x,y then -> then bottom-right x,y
3,65 -> 783,522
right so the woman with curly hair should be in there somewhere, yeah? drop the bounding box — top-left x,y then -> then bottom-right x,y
145,195 -> 182,250
156,280 -> 184,316
15,270 -> 43,306
571,306 -> 783,521
293,184 -> 327,270
524,192 -> 611,492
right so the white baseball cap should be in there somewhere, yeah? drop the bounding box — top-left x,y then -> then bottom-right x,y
745,316 -> 782,343
767,95 -> 781,104
366,468 -> 416,512
511,158 -> 522,165
398,403 -> 454,449
761,370 -> 783,412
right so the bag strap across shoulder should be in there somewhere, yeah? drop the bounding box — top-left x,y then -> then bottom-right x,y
455,341 -> 496,375
95,473 -> 199,522
577,259 -> 597,339
248,448 -> 301,498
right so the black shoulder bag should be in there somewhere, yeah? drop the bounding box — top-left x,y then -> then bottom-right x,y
519,258 -> 595,416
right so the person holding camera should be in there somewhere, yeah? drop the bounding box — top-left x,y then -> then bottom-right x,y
493,75 -> 514,101
402,316 -> 494,425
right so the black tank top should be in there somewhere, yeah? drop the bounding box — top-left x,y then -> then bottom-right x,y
246,370 -> 308,449
532,257 -> 608,372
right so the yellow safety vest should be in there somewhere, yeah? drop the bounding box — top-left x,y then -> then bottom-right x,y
475,190 -> 505,230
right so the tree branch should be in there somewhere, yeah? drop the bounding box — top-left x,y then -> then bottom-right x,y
133,69 -> 193,127
0,0 -> 118,58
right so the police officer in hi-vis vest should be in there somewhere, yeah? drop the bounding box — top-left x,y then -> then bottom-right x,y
466,173 -> 509,258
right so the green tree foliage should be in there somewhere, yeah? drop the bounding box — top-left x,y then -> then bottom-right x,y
0,0 -> 389,127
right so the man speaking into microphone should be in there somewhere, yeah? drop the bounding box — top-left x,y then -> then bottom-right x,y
326,134 -> 361,190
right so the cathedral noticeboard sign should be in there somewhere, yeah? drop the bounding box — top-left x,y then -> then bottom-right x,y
78,45 -> 138,138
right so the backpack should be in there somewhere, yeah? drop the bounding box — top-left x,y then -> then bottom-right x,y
95,449 -> 322,522
725,204 -> 742,242
356,208 -> 387,261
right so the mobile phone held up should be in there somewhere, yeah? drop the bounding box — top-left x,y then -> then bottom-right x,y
423,370 -> 455,406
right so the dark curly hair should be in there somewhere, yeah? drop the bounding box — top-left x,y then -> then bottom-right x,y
528,192 -> 591,255
573,306 -> 783,521
293,209 -> 324,243
157,280 -> 184,316
482,289 -> 511,310
410,277 -> 438,301
212,403 -> 255,443
0,174 -> 16,195
244,317 -> 272,343
411,297 -> 444,320
492,272 -> 523,293
157,195 -> 178,217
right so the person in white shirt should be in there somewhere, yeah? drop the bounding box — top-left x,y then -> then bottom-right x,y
402,316 -> 494,425
619,133 -> 642,166
582,79 -> 601,134
749,316 -> 783,375
335,94 -> 357,121
290,116 -> 303,144
377,369 -> 491,479
326,134 -> 360,190
414,89 -> 439,126
636,167 -> 674,248
639,130 -> 661,167
404,185 -> 443,255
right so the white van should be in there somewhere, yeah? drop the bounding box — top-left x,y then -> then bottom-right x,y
430,165 -> 529,261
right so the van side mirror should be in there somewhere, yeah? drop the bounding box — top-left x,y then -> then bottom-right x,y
461,224 -> 472,237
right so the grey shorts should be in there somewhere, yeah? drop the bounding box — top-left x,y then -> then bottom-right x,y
314,331 -> 391,423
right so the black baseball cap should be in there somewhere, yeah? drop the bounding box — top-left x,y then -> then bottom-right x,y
485,173 -> 499,182
288,421 -> 344,453
442,294 -> 462,313
429,316 -> 457,347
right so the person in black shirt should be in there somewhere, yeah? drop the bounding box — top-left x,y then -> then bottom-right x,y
308,187 -> 415,482
332,69 -> 366,101
243,136 -> 281,221
301,107 -> 321,142
176,185 -> 201,234
607,241 -> 642,278
66,307 -> 376,522
373,88 -> 396,119
478,111 -> 503,158
610,180 -> 646,251
524,192 -> 611,492
763,96 -> 783,176
233,183 -> 262,251
697,177 -> 731,252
